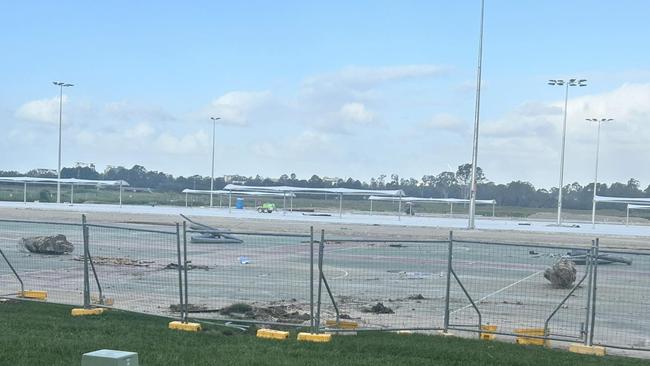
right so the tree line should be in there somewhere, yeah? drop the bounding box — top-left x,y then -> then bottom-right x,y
1,164 -> 648,210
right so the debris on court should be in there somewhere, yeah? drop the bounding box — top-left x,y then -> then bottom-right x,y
73,256 -> 153,267
407,294 -> 426,300
169,303 -> 217,313
164,263 -> 210,271
219,302 -> 310,323
362,302 -> 394,314
18,235 -> 74,254
544,258 -> 577,288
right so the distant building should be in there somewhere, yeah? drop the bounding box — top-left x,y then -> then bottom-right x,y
322,176 -> 340,184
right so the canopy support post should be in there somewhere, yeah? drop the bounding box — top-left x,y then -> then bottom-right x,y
338,193 -> 343,218
290,195 -> 293,212
185,192 -> 188,207
398,196 -> 402,221
450,203 -> 454,217
492,202 -> 495,217
119,182 -> 123,207
283,192 -> 287,215
228,192 -> 232,213
71,184 -> 74,205
370,199 -> 373,216
626,205 -> 630,226
23,182 -> 27,204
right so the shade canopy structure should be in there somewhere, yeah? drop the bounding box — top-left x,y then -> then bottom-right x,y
223,184 -> 405,217
181,188 -> 295,208
368,196 -> 497,217
592,195 -> 650,226
0,177 -> 129,206
625,204 -> 650,226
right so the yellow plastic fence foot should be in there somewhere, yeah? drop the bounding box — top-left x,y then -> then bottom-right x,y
20,290 -> 48,300
569,344 -> 606,356
297,332 -> 332,343
480,325 -> 497,341
514,328 -> 550,347
71,308 -> 105,316
325,319 -> 358,330
168,321 -> 201,332
437,330 -> 455,336
256,329 -> 289,340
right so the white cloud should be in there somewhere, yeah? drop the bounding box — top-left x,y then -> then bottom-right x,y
155,131 -> 210,154
15,95 -> 68,123
124,122 -> 155,139
104,101 -> 174,122
202,91 -> 272,125
423,113 -> 466,133
339,102 -> 375,124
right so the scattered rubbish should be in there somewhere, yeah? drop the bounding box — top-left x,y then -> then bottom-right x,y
73,256 -> 152,267
528,250 -> 539,255
362,302 -> 394,314
407,294 -> 426,300
239,256 -> 251,264
518,222 -> 531,226
164,263 -> 210,271
219,303 -> 310,323
502,300 -> 524,306
18,235 -> 74,255
169,303 -> 218,313
544,258 -> 577,289
302,213 -> 332,217
389,244 -> 406,248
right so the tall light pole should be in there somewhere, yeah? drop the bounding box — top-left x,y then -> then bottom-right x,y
547,78 -> 587,226
467,0 -> 485,230
52,81 -> 74,204
586,118 -> 613,228
209,117 -> 221,207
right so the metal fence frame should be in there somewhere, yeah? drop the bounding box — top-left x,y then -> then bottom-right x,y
1,215 -> 649,352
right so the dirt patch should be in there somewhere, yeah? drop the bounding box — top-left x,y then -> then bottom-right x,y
362,302 -> 394,314
219,303 -> 310,323
169,303 -> 219,313
73,256 -> 153,267
164,263 -> 210,271
407,294 -> 426,300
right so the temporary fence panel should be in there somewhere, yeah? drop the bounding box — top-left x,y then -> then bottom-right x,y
0,219 -> 84,306
319,235 -> 449,331
84,223 -> 181,317
448,239 -> 592,342
592,245 -> 650,351
184,227 -> 315,328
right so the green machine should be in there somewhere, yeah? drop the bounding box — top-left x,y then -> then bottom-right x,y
81,350 -> 139,366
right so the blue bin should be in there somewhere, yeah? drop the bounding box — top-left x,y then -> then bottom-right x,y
235,197 -> 244,209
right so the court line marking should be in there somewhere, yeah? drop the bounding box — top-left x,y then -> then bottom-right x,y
450,269 -> 544,315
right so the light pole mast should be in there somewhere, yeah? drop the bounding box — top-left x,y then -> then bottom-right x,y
468,0 -> 485,230
547,78 -> 586,226
209,117 -> 221,207
52,81 -> 74,204
586,118 -> 613,227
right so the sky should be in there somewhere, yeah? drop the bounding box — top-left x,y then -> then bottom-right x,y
1,1 -> 650,189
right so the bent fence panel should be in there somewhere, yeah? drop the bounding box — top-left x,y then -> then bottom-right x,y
448,239 -> 592,342
85,223 -> 181,317
592,246 -> 650,351
0,219 -> 84,306
184,229 -> 315,328
319,236 -> 449,331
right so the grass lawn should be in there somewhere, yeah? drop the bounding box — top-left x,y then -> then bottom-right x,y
0,301 -> 647,366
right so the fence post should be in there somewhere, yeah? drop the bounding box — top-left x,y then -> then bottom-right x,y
309,226 -> 315,334
588,238 -> 600,346
443,231 -> 453,333
175,223 -> 184,322
583,241 -> 595,345
183,221 -> 189,323
315,229 -> 325,332
82,214 -> 91,309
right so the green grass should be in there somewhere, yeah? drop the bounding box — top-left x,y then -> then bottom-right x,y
0,301 -> 647,366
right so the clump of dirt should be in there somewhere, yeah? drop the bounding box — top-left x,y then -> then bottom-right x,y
0,299 -> 18,305
164,263 -> 210,271
219,303 -> 310,323
362,302 -> 394,314
73,256 -> 153,267
169,303 -> 218,313
407,294 -> 425,300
